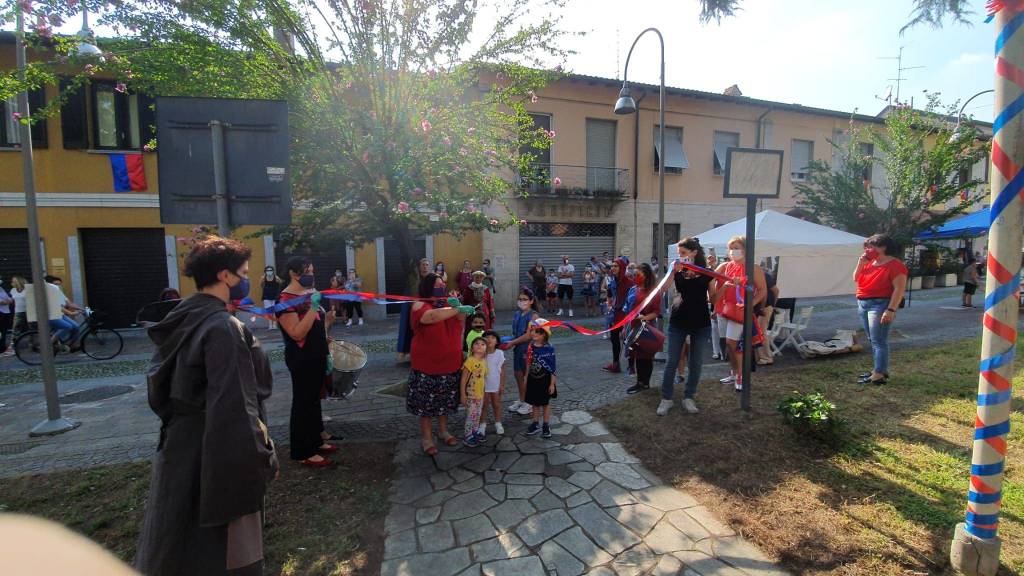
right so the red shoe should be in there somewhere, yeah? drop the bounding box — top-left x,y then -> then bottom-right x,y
300,457 -> 334,468
319,443 -> 340,454
601,362 -> 621,373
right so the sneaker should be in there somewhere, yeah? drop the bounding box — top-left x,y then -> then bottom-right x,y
477,424 -> 487,439
557,309 -> 563,316
525,421 -> 541,436
601,362 -> 621,373
683,398 -> 699,414
542,424 -> 552,438
656,399 -> 674,416
517,402 -> 533,415
734,378 -> 743,393
463,434 -> 479,447
626,383 -> 648,394
720,374 -> 736,384
358,318 -> 364,325
568,310 -> 574,318
345,319 -> 353,327
602,334 -> 609,339
494,422 -> 505,435
507,400 -> 522,413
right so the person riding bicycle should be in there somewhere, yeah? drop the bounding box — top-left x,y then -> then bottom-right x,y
43,277 -> 85,346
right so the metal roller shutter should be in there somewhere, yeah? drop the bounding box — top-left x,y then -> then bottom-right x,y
80,228 -> 168,328
0,229 -> 31,291
275,243 -> 347,294
518,222 -> 615,304
384,237 -> 426,315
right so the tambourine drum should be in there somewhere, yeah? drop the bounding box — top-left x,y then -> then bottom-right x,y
623,320 -> 665,358
328,340 -> 366,399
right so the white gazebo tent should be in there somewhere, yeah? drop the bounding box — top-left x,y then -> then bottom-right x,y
668,210 -> 867,298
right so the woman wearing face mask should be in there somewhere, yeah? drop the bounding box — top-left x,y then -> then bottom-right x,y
456,260 -> 473,298
712,236 -> 766,392
344,269 -> 364,326
626,263 -> 662,394
505,287 -> 541,416
658,238 -> 716,415
434,261 -> 449,286
10,277 -> 27,338
408,273 -> 475,454
602,257 -> 633,373
276,257 -> 337,467
853,234 -> 907,385
261,266 -> 283,331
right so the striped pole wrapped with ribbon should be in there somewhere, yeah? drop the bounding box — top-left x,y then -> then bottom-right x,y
950,3 -> 1024,574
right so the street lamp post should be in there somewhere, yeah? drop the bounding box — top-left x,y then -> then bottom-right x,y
16,5 -> 99,436
614,28 -> 666,275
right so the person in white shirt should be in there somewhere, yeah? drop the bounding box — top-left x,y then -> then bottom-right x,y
556,256 -> 575,318
478,330 -> 506,437
10,276 -> 27,337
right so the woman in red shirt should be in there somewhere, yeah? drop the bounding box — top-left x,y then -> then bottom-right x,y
408,272 -> 474,455
853,234 -> 907,385
626,263 -> 663,394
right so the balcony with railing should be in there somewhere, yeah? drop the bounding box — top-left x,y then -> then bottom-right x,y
517,164 -> 631,200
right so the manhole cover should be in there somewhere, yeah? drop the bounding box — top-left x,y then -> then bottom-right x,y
60,385 -> 134,404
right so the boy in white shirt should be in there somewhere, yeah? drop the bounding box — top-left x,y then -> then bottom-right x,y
479,330 -> 506,436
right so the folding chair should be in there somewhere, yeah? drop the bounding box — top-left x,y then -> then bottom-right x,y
777,306 -> 814,353
762,309 -> 786,357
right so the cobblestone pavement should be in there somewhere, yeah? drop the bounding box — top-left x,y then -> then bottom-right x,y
0,286 -> 987,479
381,410 -> 788,576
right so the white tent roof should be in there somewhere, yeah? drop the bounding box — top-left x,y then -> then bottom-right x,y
667,210 -> 868,298
676,210 -> 867,259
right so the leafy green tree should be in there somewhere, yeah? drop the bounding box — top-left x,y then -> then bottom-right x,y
795,95 -> 989,249
101,0 -> 572,287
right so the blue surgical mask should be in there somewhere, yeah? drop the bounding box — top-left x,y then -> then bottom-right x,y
229,277 -> 250,300
433,286 -> 446,297
299,274 -> 315,288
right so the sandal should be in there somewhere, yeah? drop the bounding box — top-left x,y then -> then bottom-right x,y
300,457 -> 333,468
422,443 -> 438,456
439,435 -> 459,446
319,443 -> 340,454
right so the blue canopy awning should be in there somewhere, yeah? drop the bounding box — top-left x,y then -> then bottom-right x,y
914,207 -> 991,241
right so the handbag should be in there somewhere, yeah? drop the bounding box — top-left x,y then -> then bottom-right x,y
717,282 -> 746,323
624,320 -> 666,358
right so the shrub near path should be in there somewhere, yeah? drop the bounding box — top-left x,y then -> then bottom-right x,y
0,442 -> 394,576
597,339 -> 1024,575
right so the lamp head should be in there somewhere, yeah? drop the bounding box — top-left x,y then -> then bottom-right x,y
75,27 -> 105,61
613,85 -> 637,115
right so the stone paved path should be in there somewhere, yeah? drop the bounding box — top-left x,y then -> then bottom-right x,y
381,410 -> 788,576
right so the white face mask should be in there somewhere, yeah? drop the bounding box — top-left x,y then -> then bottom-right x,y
729,249 -> 744,262
517,300 -> 531,311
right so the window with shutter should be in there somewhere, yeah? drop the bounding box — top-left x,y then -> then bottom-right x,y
1,88 -> 48,148
712,131 -> 739,175
653,125 -> 688,173
90,81 -> 149,150
586,118 -> 616,192
60,77 -> 89,150
858,142 -> 874,182
790,139 -> 813,181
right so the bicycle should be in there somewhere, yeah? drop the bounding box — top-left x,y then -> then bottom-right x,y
14,309 -> 124,366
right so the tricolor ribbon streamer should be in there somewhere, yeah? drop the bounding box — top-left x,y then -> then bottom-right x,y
235,261 -> 746,339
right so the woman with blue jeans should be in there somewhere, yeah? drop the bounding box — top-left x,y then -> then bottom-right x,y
854,234 -> 907,385
658,238 -> 717,415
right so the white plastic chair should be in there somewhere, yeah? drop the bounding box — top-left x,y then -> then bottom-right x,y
762,309 -> 786,357
777,306 -> 814,353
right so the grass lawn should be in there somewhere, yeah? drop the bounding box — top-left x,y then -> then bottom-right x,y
596,338 -> 1024,576
0,442 -> 394,575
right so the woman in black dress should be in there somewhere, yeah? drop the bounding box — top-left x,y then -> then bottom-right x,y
276,256 -> 337,468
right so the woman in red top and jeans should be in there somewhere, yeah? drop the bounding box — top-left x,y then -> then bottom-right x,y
408,273 -> 474,455
853,234 -> 907,385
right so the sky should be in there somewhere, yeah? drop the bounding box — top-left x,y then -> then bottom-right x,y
548,0 -> 994,120
9,0 -> 994,120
